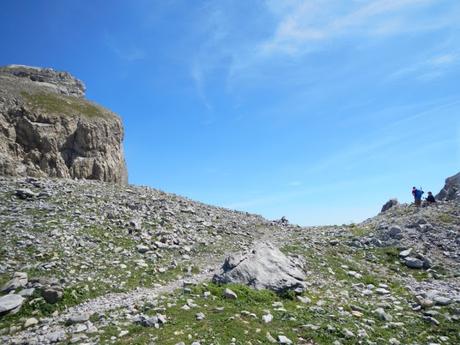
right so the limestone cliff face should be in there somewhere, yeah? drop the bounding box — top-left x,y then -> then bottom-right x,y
0,65 -> 128,184
436,171 -> 460,202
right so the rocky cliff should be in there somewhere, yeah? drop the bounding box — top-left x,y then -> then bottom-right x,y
436,171 -> 460,202
0,65 -> 128,184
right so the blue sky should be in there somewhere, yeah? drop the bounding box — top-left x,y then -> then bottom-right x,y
1,0 -> 459,225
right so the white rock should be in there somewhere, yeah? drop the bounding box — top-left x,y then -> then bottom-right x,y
262,313 -> 273,323
24,317 -> 39,328
223,288 -> 238,299
278,335 -> 293,344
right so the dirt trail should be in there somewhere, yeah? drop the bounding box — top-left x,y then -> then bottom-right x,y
6,230 -> 283,344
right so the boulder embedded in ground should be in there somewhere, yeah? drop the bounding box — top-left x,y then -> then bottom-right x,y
404,257 -> 424,269
212,242 -> 306,293
0,294 -> 25,315
1,272 -> 28,292
42,288 -> 63,304
15,189 -> 37,200
387,226 -> 402,239
66,313 -> 90,325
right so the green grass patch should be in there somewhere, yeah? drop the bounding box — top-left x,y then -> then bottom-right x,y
438,213 -> 455,224
21,91 -> 110,119
348,224 -> 370,237
95,282 -> 460,345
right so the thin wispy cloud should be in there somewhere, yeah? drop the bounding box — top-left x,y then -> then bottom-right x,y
259,0 -> 453,56
388,53 -> 459,81
190,60 -> 213,112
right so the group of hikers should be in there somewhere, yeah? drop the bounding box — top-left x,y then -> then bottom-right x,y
412,187 -> 436,207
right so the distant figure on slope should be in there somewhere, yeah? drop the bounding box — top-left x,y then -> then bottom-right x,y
280,216 -> 289,225
412,186 -> 424,206
426,191 -> 436,204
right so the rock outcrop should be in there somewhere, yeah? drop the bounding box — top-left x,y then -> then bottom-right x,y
213,242 -> 306,293
0,65 -> 127,184
381,198 -> 398,213
436,171 -> 460,202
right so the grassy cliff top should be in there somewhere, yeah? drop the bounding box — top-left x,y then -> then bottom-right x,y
20,91 -> 115,120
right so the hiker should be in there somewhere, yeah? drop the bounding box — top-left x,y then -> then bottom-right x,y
412,186 -> 424,206
426,191 -> 436,204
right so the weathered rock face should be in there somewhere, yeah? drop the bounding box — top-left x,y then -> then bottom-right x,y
0,65 -> 128,184
381,198 -> 398,213
436,171 -> 460,202
213,242 -> 306,293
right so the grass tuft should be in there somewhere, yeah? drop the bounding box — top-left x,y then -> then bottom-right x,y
21,91 -> 110,119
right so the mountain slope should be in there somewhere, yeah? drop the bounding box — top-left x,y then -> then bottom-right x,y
1,175 -> 459,344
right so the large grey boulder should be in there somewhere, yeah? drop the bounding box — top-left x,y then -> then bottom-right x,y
436,171 -> 460,202
0,294 -> 25,315
212,242 -> 306,293
0,65 -> 128,184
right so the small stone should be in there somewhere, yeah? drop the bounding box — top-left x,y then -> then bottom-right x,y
343,329 -> 355,338
46,330 -> 66,343
423,316 -> 440,325
375,307 -> 392,321
136,244 -> 149,253
24,317 -> 39,328
399,248 -> 412,257
196,312 -> 205,320
352,310 -> 363,318
375,288 -> 390,295
18,288 -> 35,297
223,288 -> 238,299
262,313 -> 273,323
119,330 -> 129,337
1,272 -> 28,293
66,313 -> 90,325
296,296 -> 311,304
157,314 -> 167,324
433,296 -> 451,306
388,225 -> 402,238
404,257 -> 424,269
266,332 -> 277,343
278,335 -> 293,344
420,298 -> 434,308
74,323 -> 88,333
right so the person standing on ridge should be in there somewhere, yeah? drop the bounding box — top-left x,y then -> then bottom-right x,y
412,186 -> 424,206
